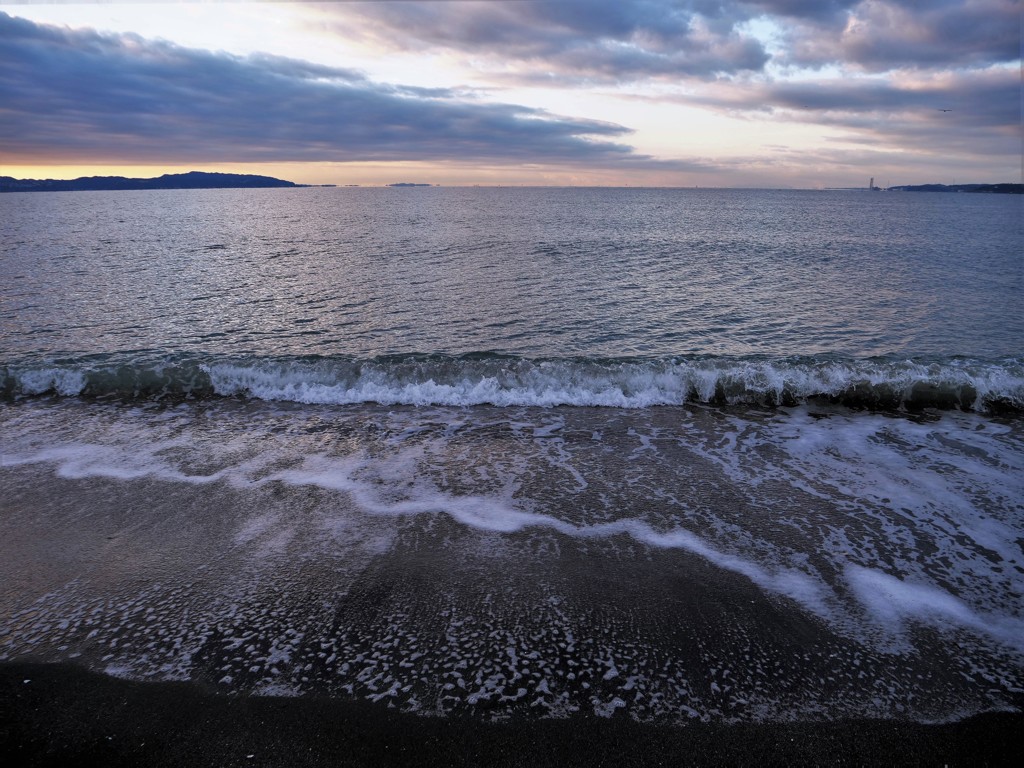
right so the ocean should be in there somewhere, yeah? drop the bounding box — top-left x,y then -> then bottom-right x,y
1,186 -> 1021,725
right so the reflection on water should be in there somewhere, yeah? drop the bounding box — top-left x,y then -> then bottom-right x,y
2,187 -> 1020,360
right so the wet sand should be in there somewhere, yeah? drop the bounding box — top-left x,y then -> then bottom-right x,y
3,463 -> 1019,724
2,401 -> 1022,765
2,661 -> 1020,767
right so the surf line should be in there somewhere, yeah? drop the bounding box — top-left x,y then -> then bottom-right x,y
270,458 -> 833,619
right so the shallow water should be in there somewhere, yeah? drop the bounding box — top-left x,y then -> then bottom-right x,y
1,398 -> 1021,721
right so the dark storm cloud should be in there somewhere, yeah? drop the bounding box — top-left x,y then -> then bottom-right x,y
314,1 -> 1017,82
0,12 -> 661,166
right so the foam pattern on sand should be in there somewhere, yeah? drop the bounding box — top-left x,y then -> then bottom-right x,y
1,399 -> 1022,722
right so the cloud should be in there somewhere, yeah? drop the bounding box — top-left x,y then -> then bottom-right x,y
307,1 -> 1018,83
774,0 -> 1020,71
313,0 -> 771,83
0,12 -> 669,168
679,66 -> 1020,160
742,1 -> 860,22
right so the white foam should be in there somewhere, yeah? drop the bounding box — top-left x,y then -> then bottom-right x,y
846,565 -> 1024,653
1,414 -> 832,618
198,357 -> 1024,409
15,368 -> 86,396
1,443 -> 234,485
202,361 -> 693,408
7,355 -> 1023,411
263,452 -> 834,617
3,398 -> 1022,667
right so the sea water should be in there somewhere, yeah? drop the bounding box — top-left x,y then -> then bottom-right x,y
1,187 -> 1021,722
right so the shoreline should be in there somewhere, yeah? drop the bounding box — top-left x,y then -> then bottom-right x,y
1,662 -> 1019,767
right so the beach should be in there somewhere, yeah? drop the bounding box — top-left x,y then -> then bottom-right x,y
2,187 -> 1021,763
2,661 -> 1020,767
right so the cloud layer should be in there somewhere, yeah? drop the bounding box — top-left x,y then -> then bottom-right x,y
682,66 -> 1021,159
316,0 -> 1019,83
302,0 -> 1019,178
1,2 -> 1017,184
0,12 -> 654,166
778,0 -> 1020,72
321,0 -> 769,83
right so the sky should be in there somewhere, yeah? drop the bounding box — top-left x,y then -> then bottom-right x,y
0,1 -> 1020,187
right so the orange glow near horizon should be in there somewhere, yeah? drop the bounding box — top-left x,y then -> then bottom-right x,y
0,161 -> 720,188
1,3 -> 1017,192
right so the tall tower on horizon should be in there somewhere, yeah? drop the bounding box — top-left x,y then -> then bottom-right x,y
869,177 -> 875,190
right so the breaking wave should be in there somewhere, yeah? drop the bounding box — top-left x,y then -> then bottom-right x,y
2,353 -> 1022,413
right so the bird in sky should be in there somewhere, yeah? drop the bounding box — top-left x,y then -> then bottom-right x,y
937,109 -> 953,112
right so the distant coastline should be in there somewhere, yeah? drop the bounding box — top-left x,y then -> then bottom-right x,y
887,183 -> 1022,194
2,174 -> 1020,193
0,171 -> 307,193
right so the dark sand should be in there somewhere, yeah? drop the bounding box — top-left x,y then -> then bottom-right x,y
2,662 -> 1020,767
3,409 -> 1022,766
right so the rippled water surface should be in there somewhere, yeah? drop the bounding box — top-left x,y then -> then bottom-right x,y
1,186 -> 1022,724
3,187 -> 1020,360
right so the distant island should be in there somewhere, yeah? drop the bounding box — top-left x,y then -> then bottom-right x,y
0,171 -> 306,193
887,183 -> 1022,194
387,183 -> 436,187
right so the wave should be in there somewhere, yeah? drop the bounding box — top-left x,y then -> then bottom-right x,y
2,353 -> 1022,413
